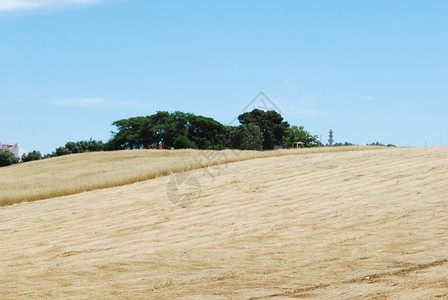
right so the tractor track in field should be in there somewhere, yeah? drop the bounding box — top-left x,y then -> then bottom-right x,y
250,258 -> 448,299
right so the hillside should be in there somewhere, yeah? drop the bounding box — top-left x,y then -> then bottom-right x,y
1,147 -> 447,299
0,147 -> 373,206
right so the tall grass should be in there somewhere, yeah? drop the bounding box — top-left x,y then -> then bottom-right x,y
0,146 -> 388,206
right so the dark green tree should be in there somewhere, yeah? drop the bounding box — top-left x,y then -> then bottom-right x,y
233,123 -> 264,151
238,109 -> 289,150
367,142 -> 385,146
333,142 -> 357,147
54,146 -> 72,156
0,151 -> 19,167
21,150 -> 43,162
187,115 -> 227,149
173,135 -> 197,149
109,116 -> 150,150
48,140 -> 106,157
366,142 -> 396,147
226,125 -> 240,149
109,111 -> 227,150
109,112 -> 191,150
143,111 -> 173,147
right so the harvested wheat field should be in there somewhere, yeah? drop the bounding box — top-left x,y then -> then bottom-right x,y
0,147 -> 369,206
1,147 -> 448,299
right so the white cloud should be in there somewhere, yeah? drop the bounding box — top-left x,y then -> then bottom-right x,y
0,0 -> 104,13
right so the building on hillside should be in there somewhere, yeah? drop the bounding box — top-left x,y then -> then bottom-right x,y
0,142 -> 27,160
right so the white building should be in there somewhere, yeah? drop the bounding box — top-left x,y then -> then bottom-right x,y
0,142 -> 27,160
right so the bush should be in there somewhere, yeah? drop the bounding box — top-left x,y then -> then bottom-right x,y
47,140 -> 106,157
367,142 -> 385,146
0,151 -> 19,167
22,150 -> 43,162
333,142 -> 357,147
55,146 -> 72,156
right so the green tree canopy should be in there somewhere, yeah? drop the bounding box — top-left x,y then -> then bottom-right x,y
107,109 -> 322,152
238,109 -> 290,150
0,151 -> 19,167
109,111 -> 227,150
108,116 -> 150,150
48,140 -> 106,157
188,115 -> 227,149
173,135 -> 197,149
233,123 -> 264,151
21,150 -> 43,162
283,125 -> 318,148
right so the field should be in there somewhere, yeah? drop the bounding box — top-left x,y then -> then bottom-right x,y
1,147 -> 448,299
0,146 -> 373,206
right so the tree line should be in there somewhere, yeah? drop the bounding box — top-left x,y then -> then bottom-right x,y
4,108 -> 393,167
107,109 -> 319,151
0,139 -> 107,166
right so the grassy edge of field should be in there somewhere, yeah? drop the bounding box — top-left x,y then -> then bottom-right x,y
0,146 -> 393,207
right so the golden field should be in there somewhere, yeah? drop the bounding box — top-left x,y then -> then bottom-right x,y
1,146 -> 448,299
0,146 -> 373,206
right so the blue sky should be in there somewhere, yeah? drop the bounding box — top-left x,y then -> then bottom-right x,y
1,0 -> 447,154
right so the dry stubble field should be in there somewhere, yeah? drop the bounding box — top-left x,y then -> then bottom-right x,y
1,147 -> 448,299
0,147 -> 369,206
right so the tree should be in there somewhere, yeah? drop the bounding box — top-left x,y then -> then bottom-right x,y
108,111 -> 228,150
226,125 -> 240,149
366,142 -> 396,147
65,140 -> 105,153
47,140 -> 106,157
333,142 -> 357,147
108,116 -> 150,150
233,123 -> 264,151
142,111 -> 177,148
238,109 -> 289,150
187,115 -> 227,149
173,135 -> 197,149
109,113 -> 188,150
107,110 -> 321,152
0,151 -> 19,167
283,126 -> 318,148
54,146 -> 72,156
21,150 -> 42,162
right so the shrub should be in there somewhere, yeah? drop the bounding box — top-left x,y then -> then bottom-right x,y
22,150 -> 43,162
0,151 -> 19,167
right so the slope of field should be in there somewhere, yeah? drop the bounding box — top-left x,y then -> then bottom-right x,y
1,147 -> 447,299
0,147 -> 375,206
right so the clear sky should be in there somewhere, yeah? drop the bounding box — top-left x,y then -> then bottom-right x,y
1,0 -> 447,154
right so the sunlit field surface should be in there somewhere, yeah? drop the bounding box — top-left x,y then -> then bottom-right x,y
0,146 -> 374,206
1,147 -> 447,299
